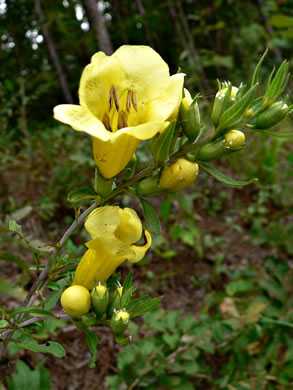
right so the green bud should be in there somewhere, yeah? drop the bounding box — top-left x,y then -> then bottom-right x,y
180,96 -> 201,141
136,173 -> 163,197
91,284 -> 109,318
255,101 -> 291,129
110,310 -> 130,335
94,167 -> 114,197
212,85 -> 238,127
197,130 -> 245,162
106,288 -> 121,319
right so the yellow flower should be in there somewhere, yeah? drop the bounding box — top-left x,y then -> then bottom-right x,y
54,45 -> 184,178
73,206 -> 152,290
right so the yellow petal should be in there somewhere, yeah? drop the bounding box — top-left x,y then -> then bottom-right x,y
113,45 -> 170,102
128,230 -> 152,263
115,208 -> 142,245
146,73 -> 185,122
73,248 -> 123,289
93,121 -> 167,178
53,104 -> 110,141
85,206 -> 120,239
79,51 -> 125,119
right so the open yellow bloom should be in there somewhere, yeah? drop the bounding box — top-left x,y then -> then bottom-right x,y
73,206 -> 152,290
54,45 -> 184,178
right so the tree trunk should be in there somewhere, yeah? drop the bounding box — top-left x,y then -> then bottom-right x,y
34,0 -> 74,104
82,0 -> 113,55
136,0 -> 155,48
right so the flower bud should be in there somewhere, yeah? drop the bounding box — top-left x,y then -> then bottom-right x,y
197,130 -> 245,162
224,130 -> 245,148
110,310 -> 130,335
212,85 -> 238,127
61,285 -> 91,319
136,174 -> 163,197
159,158 -> 199,191
91,284 -> 109,317
180,96 -> 201,141
106,288 -> 122,319
255,101 -> 290,129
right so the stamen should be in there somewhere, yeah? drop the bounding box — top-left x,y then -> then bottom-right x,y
126,90 -> 132,113
109,85 -> 115,111
102,113 -> 112,131
131,91 -> 138,112
117,110 -> 128,130
112,86 -> 120,111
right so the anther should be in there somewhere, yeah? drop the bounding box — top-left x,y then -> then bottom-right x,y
131,91 -> 138,112
118,110 -> 128,130
126,90 -> 132,113
112,86 -> 120,111
109,85 -> 115,111
102,113 -> 112,132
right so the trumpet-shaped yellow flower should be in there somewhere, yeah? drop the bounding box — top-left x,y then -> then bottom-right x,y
54,45 -> 184,178
73,206 -> 152,290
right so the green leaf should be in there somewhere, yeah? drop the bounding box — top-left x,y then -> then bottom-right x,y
123,271 -> 133,291
121,287 -> 135,308
11,333 -> 65,358
82,313 -> 97,327
150,120 -> 176,162
8,220 -> 22,234
67,187 -> 97,204
199,162 -> 257,187
0,252 -> 28,271
43,278 -> 67,310
0,320 -> 8,328
264,60 -> 289,104
251,49 -> 268,86
269,14 -> 293,28
11,307 -> 56,318
128,296 -> 163,318
85,330 -> 100,368
254,129 -> 293,138
217,84 -> 257,131
140,198 -> 161,237
115,335 -> 131,345
6,360 -> 51,390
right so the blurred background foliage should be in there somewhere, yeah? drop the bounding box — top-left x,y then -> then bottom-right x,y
1,0 -> 293,389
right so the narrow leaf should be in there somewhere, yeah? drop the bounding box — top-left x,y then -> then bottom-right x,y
251,49 -> 268,86
67,188 -> 97,204
85,330 -> 100,368
255,129 -> 293,138
199,162 -> 257,187
217,84 -> 257,131
140,198 -> 161,237
128,296 -> 163,318
123,271 -> 133,291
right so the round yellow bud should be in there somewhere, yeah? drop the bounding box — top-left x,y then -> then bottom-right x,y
159,158 -> 199,191
61,285 -> 91,319
224,130 -> 245,148
116,310 -> 130,323
94,285 -> 107,297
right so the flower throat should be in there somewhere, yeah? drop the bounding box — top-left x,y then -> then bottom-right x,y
102,85 -> 138,132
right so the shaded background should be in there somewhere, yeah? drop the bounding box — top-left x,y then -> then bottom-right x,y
1,0 -> 293,389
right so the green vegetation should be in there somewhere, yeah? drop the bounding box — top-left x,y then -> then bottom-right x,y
1,0 -> 293,388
